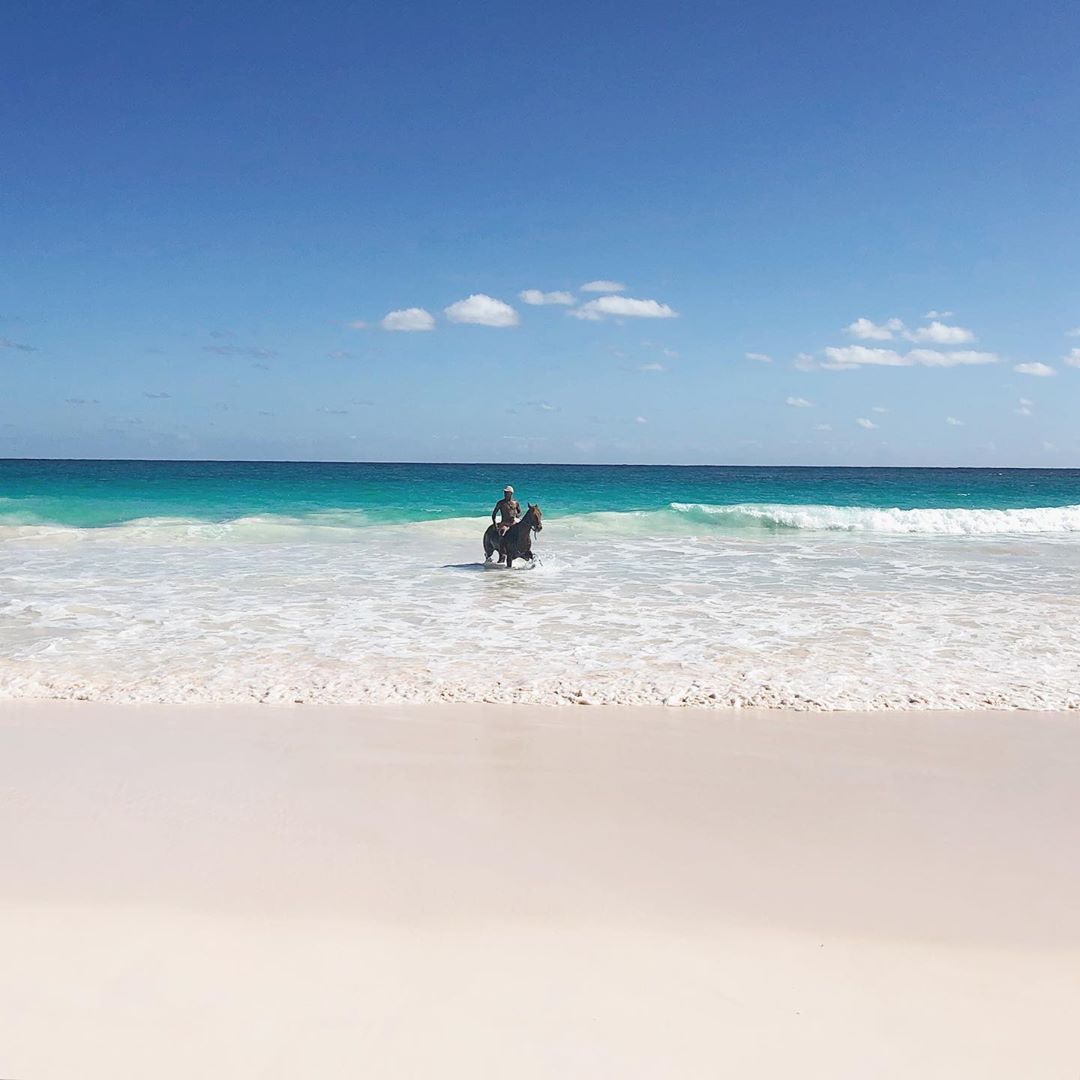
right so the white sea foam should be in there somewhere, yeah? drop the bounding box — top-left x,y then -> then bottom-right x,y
670,502 -> 1080,535
1,510 -> 1079,710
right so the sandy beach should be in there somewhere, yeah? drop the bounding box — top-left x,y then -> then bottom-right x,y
2,700 -> 1078,1079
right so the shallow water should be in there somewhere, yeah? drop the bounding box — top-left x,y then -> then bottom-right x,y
2,461 -> 1079,708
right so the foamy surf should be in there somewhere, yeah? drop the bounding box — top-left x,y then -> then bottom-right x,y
1,509 -> 1079,710
5,501 -> 1080,544
669,502 -> 1080,535
2,461 -> 1079,710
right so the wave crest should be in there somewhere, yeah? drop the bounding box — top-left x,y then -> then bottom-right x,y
669,502 -> 1080,535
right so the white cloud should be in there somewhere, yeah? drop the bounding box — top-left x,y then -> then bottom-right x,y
570,296 -> 678,321
785,396 -> 813,408
856,417 -> 878,429
904,321 -> 976,344
824,346 -> 906,368
794,352 -> 816,371
844,315 -> 976,345
915,350 -> 998,366
663,347 -> 680,359
814,423 -> 832,431
444,294 -> 519,327
347,319 -> 368,330
1020,397 -> 1033,405
871,405 -> 888,413
1063,348 -> 1080,368
634,415 -> 648,424
822,346 -> 999,369
519,289 -> 575,306
1067,328 -> 1080,338
845,317 -> 905,341
946,416 -> 964,426
1015,398 -> 1033,416
638,361 -> 666,372
925,310 -> 954,319
581,280 -> 627,293
1014,362 -> 1056,377
746,351 -> 773,363
380,307 -> 435,332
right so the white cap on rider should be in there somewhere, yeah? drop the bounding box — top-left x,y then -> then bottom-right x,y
504,485 -> 514,493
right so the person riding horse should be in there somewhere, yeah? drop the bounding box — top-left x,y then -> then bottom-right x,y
484,485 -> 542,566
491,485 -> 520,538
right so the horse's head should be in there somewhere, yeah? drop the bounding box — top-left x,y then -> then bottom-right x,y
527,503 -> 543,532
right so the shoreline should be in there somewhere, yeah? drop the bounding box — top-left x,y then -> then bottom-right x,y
3,684 -> 1078,711
3,700 -> 1079,1078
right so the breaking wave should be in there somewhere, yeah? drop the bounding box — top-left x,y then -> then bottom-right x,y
3,502 -> 1080,544
668,502 -> 1080,536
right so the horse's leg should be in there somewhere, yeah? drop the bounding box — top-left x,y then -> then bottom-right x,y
484,526 -> 495,561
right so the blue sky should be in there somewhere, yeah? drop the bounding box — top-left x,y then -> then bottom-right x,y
2,0 -> 1079,465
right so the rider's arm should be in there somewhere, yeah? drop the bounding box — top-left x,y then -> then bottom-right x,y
492,501 -> 501,525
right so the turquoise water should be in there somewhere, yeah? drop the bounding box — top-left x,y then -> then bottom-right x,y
3,459 -> 1080,529
2,459 -> 1079,708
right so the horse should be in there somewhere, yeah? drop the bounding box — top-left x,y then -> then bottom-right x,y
483,503 -> 543,567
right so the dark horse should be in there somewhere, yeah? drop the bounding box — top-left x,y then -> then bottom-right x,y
483,503 -> 543,567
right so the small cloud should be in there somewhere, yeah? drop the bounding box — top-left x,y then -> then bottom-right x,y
327,350 -> 354,360
794,352 -> 816,371
785,396 -> 813,408
143,391 -> 171,399
317,407 -> 349,415
904,321 -> 976,345
65,397 -> 100,406
203,345 -> 278,359
1015,398 -> 1033,416
1063,347 -> 1080,368
822,346 -> 998,369
581,280 -> 627,293
381,307 -> 435,332
1067,328 -> 1080,338
0,337 -> 37,352
634,415 -> 648,424
347,320 -> 368,330
663,347 -> 679,359
845,317 -> 904,341
925,310 -> 954,319
570,296 -> 678,321
258,410 -> 274,417
520,400 -> 557,412
871,405 -> 888,414
444,294 -> 519,327
637,361 -> 666,372
351,398 -> 375,407
746,351 -> 773,363
814,423 -> 832,431
1014,362 -> 1056,377
946,416 -> 964,426
856,417 -> 878,429
519,289 -> 574,306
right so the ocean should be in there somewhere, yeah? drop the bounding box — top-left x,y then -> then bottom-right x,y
2,459 -> 1079,709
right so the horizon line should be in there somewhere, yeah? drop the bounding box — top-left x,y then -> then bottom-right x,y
1,457 -> 1078,472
